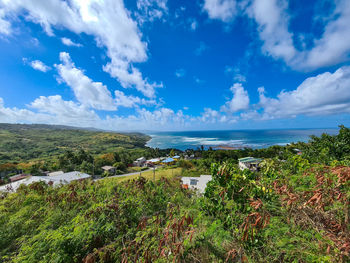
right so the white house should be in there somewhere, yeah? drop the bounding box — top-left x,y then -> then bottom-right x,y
0,171 -> 91,192
101,166 -> 116,174
133,157 -> 146,167
238,157 -> 262,171
181,175 -> 212,194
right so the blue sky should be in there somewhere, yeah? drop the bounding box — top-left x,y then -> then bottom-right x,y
0,0 -> 350,131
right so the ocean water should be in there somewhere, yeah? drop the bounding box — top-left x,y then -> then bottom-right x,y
146,128 -> 339,150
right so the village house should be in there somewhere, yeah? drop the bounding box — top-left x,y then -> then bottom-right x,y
0,171 -> 91,192
181,175 -> 212,194
101,165 -> 116,174
133,157 -> 146,167
9,173 -> 30,182
238,157 -> 262,171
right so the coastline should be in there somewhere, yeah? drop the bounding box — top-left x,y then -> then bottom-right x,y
145,128 -> 339,150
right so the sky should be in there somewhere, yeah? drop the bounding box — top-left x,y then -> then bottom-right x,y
0,0 -> 350,131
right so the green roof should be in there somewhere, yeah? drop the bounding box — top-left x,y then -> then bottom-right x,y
238,157 -> 262,163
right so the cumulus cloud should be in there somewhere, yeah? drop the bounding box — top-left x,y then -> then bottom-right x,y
202,0 -> 350,71
203,0 -> 237,22
0,94 -> 236,131
0,0 -> 161,97
61,37 -> 82,47
56,52 -> 116,111
25,59 -> 51,72
30,95 -> 99,123
246,0 -> 297,64
0,96 -> 99,126
114,90 -> 156,108
221,83 -> 250,113
247,0 -> 350,70
257,66 -> 350,119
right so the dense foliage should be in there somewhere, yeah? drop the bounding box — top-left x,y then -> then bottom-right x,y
0,126 -> 350,262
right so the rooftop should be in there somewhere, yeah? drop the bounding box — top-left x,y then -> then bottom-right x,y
238,157 -> 263,163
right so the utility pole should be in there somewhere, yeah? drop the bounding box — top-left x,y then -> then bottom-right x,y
153,166 -> 155,181
92,158 -> 95,179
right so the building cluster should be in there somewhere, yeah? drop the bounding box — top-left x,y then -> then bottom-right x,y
133,155 -> 181,167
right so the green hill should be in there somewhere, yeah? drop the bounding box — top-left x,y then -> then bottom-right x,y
0,123 -> 150,163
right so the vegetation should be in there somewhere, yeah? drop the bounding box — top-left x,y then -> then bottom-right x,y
0,126 -> 349,262
0,123 -> 150,163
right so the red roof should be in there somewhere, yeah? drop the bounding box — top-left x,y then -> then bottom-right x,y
10,174 -> 29,182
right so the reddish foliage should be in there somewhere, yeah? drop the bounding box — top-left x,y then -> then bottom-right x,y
274,166 -> 350,260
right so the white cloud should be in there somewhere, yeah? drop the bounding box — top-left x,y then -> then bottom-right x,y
0,96 -> 99,126
246,0 -> 350,71
221,83 -> 250,112
30,95 -> 99,123
201,0 -> 350,71
203,0 -> 237,22
175,68 -> 186,78
299,0 -> 350,70
56,52 -> 116,111
225,65 -> 246,82
61,37 -> 82,47
257,66 -> 350,119
114,90 -> 156,108
0,0 -> 160,98
246,0 -> 297,64
136,0 -> 168,23
189,19 -> 198,31
0,9 -> 11,35
27,59 -> 51,72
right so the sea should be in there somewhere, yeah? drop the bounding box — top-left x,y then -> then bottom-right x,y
146,128 -> 339,151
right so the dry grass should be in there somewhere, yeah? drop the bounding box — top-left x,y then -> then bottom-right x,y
104,167 -> 182,183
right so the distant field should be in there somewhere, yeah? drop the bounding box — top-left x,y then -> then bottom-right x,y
102,167 -> 182,183
0,123 -> 150,163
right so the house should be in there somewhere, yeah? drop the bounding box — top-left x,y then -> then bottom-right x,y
293,148 -> 302,155
0,171 -> 91,192
162,157 -> 175,165
101,165 -> 116,174
181,175 -> 212,194
48,171 -> 64,177
146,158 -> 161,167
9,174 -> 30,182
238,157 -> 262,171
173,155 -> 181,160
133,157 -> 146,167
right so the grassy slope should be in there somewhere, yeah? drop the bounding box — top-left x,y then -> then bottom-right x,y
106,167 -> 182,183
0,162 -> 349,262
0,123 -> 150,163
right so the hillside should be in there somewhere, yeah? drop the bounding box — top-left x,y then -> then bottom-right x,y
0,127 -> 349,262
0,123 -> 150,163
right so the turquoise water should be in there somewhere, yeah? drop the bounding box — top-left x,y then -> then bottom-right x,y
146,128 -> 339,150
